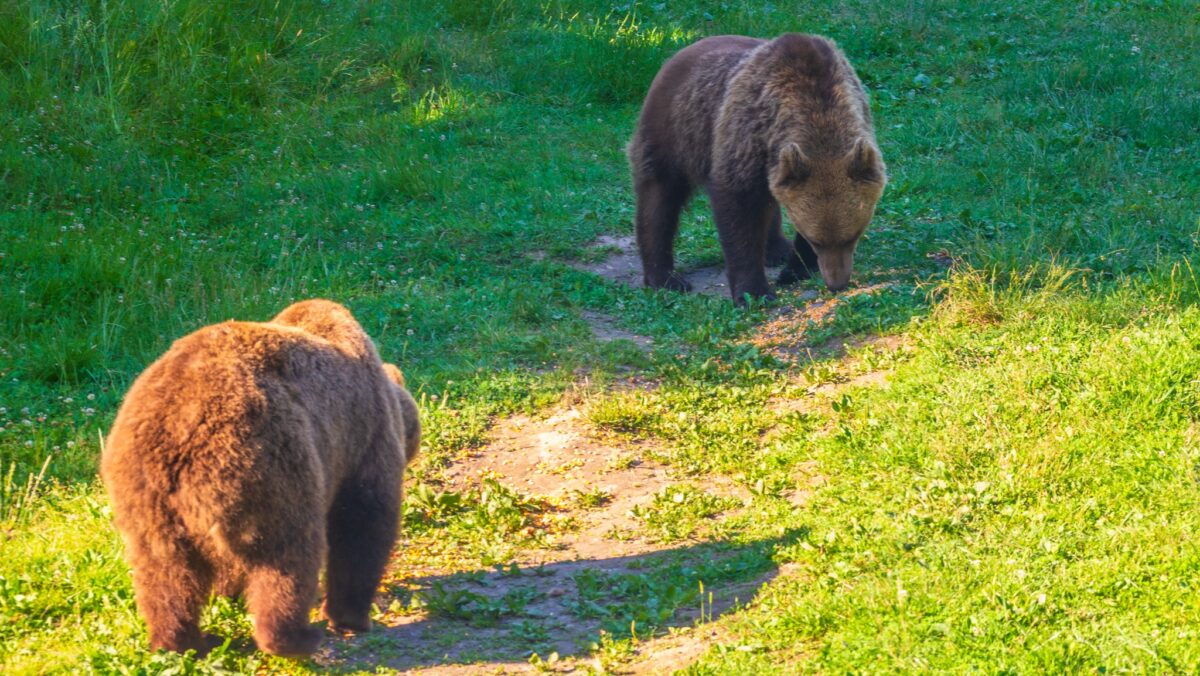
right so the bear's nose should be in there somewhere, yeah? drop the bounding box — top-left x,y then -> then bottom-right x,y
817,248 -> 855,293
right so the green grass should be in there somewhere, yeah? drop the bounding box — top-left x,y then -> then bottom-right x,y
2,0 -> 1198,672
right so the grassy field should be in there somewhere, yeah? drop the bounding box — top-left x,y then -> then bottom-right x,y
2,0 -> 1198,672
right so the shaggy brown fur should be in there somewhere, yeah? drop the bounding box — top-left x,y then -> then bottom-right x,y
628,33 -> 887,303
100,299 -> 420,657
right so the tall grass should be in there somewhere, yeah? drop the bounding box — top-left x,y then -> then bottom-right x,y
0,455 -> 52,525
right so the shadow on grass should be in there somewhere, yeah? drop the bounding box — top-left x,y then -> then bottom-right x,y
315,530 -> 805,672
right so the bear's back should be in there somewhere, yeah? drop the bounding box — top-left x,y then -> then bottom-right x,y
746,34 -> 875,156
107,321 -> 324,448
101,320 -> 382,539
631,35 -> 766,182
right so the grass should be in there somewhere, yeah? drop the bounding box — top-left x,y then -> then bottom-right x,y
1,0 -> 1198,672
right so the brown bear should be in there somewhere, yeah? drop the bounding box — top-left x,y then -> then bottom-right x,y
627,33 -> 887,303
100,299 -> 420,657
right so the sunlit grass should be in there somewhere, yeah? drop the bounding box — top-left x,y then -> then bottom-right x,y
1,0 -> 1197,671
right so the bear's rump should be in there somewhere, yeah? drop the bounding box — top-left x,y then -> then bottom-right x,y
176,414 -> 330,561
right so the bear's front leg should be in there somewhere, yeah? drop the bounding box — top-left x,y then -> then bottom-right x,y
764,207 -> 795,267
776,232 -> 820,286
709,186 -> 776,305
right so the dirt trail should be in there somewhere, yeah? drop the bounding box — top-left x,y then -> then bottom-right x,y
317,403 -> 763,674
581,310 -> 654,351
748,282 -> 897,364
314,242 -> 909,673
444,406 -> 752,560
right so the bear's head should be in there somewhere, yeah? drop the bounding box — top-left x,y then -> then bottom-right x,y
382,363 -> 421,463
769,138 -> 886,292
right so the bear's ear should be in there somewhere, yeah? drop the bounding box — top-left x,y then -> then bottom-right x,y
776,143 -> 811,186
396,388 -> 421,463
847,139 -> 885,184
382,363 -> 406,387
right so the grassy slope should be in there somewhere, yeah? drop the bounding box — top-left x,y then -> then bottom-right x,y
1,0 -> 1198,672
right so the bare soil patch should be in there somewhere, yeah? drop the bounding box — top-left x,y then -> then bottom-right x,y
341,555 -> 779,675
573,234 -> 643,288
581,310 -> 654,351
317,402 -> 767,674
573,234 -> 791,299
441,406 -> 749,562
750,282 -> 897,364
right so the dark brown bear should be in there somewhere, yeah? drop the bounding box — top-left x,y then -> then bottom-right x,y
100,299 -> 420,657
628,33 -> 887,303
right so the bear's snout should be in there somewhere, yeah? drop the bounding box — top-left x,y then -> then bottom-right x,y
817,247 -> 855,293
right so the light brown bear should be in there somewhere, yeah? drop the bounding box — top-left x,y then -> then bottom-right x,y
628,33 -> 887,304
100,299 -> 420,657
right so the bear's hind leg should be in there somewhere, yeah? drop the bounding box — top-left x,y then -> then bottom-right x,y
322,479 -> 400,632
245,557 -> 323,657
634,171 -> 693,292
129,538 -> 215,654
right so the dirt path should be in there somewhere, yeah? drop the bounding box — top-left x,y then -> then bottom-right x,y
312,242 -> 909,674
316,402 -> 767,674
580,310 -> 654,351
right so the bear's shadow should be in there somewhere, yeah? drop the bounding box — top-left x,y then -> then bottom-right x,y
310,531 -> 803,672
